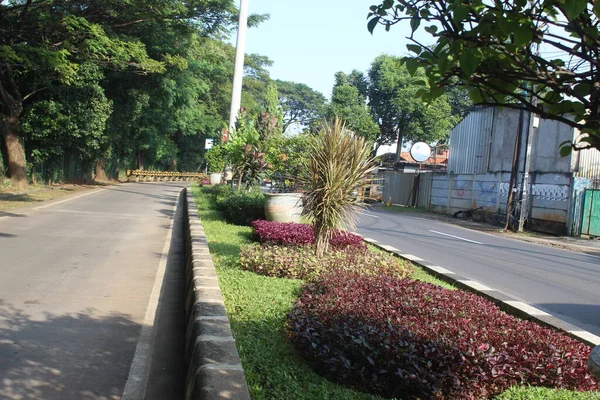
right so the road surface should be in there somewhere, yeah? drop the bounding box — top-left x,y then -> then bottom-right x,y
0,182 -> 187,400
356,208 -> 600,337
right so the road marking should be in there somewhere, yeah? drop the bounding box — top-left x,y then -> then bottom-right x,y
399,253 -> 424,262
568,331 -> 600,346
32,189 -> 105,210
458,280 -> 494,292
427,266 -> 455,275
121,189 -> 181,400
380,244 -> 398,252
429,230 -> 483,244
504,301 -> 550,316
358,211 -> 380,219
363,237 -> 379,243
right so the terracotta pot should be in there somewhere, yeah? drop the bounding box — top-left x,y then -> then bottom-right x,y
264,192 -> 303,223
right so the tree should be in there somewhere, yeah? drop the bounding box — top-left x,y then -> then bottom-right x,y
368,55 -> 454,159
368,0 -> 600,154
302,119 -> 377,257
275,80 -> 326,133
0,0 -> 237,187
328,72 -> 379,144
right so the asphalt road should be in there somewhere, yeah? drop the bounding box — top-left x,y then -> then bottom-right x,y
356,208 -> 600,337
0,182 -> 187,400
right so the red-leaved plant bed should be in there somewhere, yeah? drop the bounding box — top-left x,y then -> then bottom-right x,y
287,272 -> 598,399
251,220 -> 366,250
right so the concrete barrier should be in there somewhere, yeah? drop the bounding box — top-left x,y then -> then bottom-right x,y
183,187 -> 250,400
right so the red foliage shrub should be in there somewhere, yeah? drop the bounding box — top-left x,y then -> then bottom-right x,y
239,243 -> 412,280
251,220 -> 365,250
287,272 -> 598,399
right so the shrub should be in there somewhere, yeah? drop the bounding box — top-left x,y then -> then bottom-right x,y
239,244 -> 412,280
217,189 -> 265,226
287,272 -> 598,400
251,220 -> 366,250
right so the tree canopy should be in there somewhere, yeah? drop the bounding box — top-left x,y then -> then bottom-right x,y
0,0 -> 271,185
368,0 -> 600,153
275,80 -> 326,133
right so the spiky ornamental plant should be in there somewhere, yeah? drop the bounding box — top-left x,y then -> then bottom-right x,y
302,119 -> 377,257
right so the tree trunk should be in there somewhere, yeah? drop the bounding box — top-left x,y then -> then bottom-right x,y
2,118 -> 27,190
137,150 -> 144,170
94,158 -> 108,182
314,222 -> 330,258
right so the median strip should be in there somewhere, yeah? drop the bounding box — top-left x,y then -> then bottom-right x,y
183,186 -> 250,400
366,237 -> 600,349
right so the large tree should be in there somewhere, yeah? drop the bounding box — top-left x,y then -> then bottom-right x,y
368,0 -> 600,154
275,80 -> 326,133
328,71 -> 379,145
0,0 -> 237,187
368,55 -> 454,160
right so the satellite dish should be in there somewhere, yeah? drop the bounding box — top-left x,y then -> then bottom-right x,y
410,142 -> 431,163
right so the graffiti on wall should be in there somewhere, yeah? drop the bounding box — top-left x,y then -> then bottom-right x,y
499,183 -> 569,201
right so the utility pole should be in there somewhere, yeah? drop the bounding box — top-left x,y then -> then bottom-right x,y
227,0 -> 249,139
517,42 -> 541,232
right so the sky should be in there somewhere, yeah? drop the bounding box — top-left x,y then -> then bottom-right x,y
236,1 -> 417,99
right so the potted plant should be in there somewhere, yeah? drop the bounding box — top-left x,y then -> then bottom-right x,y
264,134 -> 313,223
204,144 -> 225,185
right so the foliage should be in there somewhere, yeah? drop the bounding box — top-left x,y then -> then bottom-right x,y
494,386 -> 600,400
367,0 -> 600,154
251,220 -> 366,250
327,73 -> 379,144
367,55 -> 454,154
302,119 -> 377,257
215,188 -> 266,226
240,243 -> 412,281
204,144 -> 227,173
270,133 -> 314,192
191,185 -> 385,400
288,271 -> 598,399
275,80 -> 327,132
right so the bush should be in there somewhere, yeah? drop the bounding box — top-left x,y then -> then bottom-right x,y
251,220 -> 366,250
287,272 -> 598,400
239,244 -> 412,281
217,189 -> 266,226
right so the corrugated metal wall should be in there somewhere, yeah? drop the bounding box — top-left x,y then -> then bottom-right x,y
575,147 -> 600,179
381,171 -> 433,208
448,107 -> 495,174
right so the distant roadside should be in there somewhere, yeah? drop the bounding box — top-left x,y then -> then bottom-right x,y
374,203 -> 600,256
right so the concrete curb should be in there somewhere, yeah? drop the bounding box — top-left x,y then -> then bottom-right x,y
359,235 -> 600,378
183,187 -> 250,400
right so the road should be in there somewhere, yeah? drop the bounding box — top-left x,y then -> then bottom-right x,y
0,182 -> 187,400
356,208 -> 600,337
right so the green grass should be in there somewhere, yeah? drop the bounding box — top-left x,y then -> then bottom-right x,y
191,184 -> 599,400
192,185 -> 382,400
494,386 -> 600,400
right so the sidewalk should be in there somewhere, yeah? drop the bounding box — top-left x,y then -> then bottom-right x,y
373,204 -> 600,256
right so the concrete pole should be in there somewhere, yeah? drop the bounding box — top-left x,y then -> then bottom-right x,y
228,0 -> 250,138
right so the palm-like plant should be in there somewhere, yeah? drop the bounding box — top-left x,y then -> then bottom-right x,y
302,118 -> 377,257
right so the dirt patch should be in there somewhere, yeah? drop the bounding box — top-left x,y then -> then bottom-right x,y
0,183 -> 103,212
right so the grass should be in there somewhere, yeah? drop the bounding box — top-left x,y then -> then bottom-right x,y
191,184 -> 599,400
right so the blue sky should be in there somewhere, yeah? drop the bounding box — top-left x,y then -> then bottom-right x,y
238,1 -> 416,99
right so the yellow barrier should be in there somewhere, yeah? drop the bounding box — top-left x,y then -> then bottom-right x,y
126,170 -> 208,182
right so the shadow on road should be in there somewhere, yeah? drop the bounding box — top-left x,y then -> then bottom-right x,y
0,301 -> 140,400
0,233 -> 17,238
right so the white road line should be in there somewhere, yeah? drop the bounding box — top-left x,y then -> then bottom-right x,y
358,211 -> 380,219
32,189 -> 105,210
504,301 -> 550,316
121,190 -> 181,400
458,280 -> 494,292
429,230 -> 483,245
